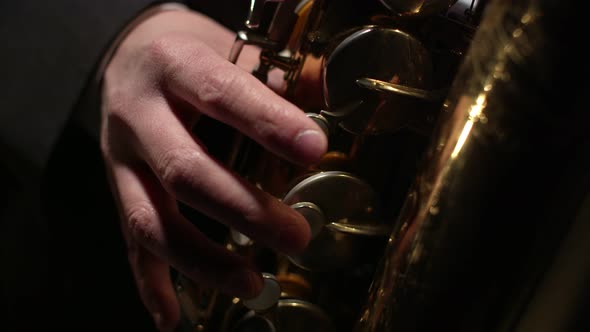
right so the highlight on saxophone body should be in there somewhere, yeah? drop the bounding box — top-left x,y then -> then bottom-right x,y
175,0 -> 590,331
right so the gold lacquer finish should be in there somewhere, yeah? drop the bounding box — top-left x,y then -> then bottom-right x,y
177,0 -> 590,330
379,0 -> 458,18
174,0 -> 590,331
178,0 -> 484,331
356,0 -> 590,331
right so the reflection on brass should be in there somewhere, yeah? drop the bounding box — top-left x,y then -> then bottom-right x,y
317,151 -> 350,171
356,0 -> 588,331
181,0 -> 496,331
224,299 -> 335,332
356,77 -> 444,102
379,0 -> 458,18
276,273 -> 312,299
326,221 -> 391,236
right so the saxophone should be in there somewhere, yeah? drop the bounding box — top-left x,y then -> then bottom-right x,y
176,0 -> 590,331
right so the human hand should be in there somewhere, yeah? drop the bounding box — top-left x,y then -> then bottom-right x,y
100,9 -> 326,331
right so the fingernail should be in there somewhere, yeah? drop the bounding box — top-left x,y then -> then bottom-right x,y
294,129 -> 327,163
226,269 -> 263,299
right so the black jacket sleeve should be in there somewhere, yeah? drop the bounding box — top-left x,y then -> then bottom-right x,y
0,1 -> 164,172
0,2 -> 176,330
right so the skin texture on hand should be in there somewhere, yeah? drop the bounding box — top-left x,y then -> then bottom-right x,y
100,10 -> 327,332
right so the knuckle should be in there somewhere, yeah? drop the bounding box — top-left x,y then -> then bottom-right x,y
101,80 -> 143,129
126,203 -> 158,244
145,35 -> 176,68
235,196 -> 264,224
253,118 -> 280,143
145,35 -> 185,84
158,147 -> 203,194
251,111 -> 291,147
102,84 -> 130,117
146,34 -> 198,82
198,68 -> 243,108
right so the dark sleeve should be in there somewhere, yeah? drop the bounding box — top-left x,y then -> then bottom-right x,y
0,2 -> 185,330
0,0 -> 166,171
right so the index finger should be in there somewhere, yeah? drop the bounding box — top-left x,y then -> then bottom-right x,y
158,35 -> 327,165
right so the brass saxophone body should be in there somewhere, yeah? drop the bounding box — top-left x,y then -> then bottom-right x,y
176,0 -> 590,331
357,0 -> 590,331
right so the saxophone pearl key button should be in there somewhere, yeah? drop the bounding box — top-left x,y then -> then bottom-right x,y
291,202 -> 325,239
243,273 -> 281,312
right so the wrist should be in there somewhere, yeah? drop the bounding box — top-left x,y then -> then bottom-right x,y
96,3 -> 190,85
